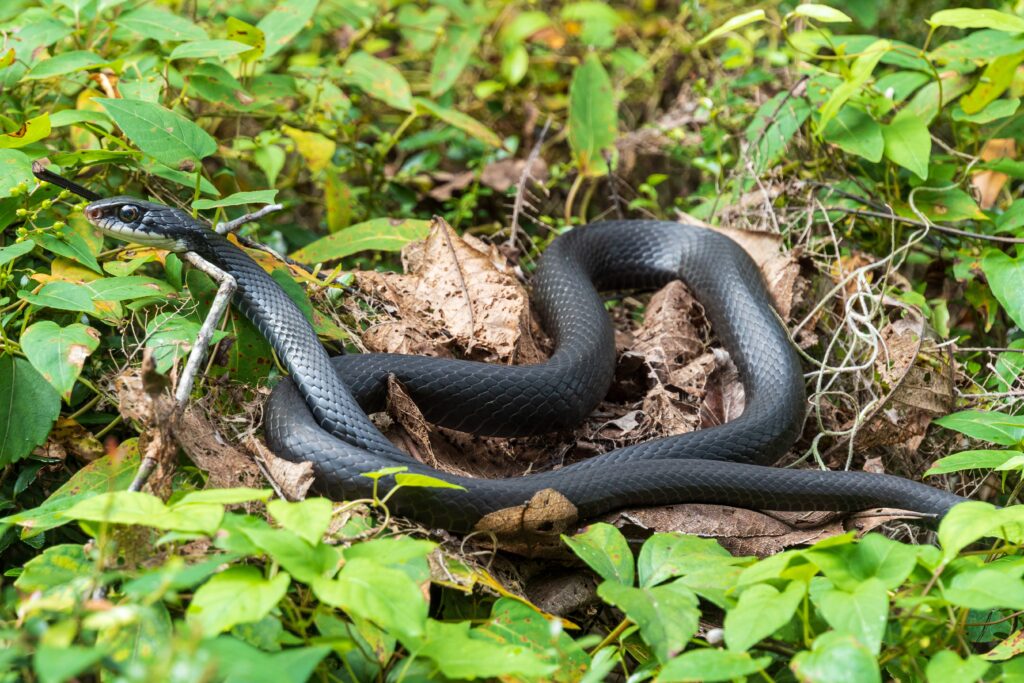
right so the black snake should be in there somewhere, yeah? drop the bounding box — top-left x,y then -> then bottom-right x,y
83,197 -> 966,531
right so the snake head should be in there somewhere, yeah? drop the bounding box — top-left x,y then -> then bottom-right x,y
83,196 -> 202,252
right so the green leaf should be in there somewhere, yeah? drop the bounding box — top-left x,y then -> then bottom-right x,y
414,98 -> 502,148
397,5 -> 450,52
340,52 -> 414,112
747,91 -> 812,173
936,409 -> 1024,446
789,4 -> 851,23
21,321 -> 100,400
33,645 -> 106,683
982,250 -> 1024,330
203,637 -> 330,683
569,53 -> 617,176
597,580 -> 700,664
562,522 -> 635,586
98,98 -> 218,167
0,149 -> 35,199
928,9 -> 1024,33
944,566 -> 1024,609
0,239 -> 34,265
117,7 -> 208,42
697,9 -> 766,45
14,543 -> 89,592
241,524 -> 341,585
951,97 -> 1020,123
64,491 -> 224,534
882,109 -> 930,179
724,580 -> 805,652
822,106 -> 883,162
24,51 -> 104,79
169,40 -> 255,60
816,40 -> 889,133
0,443 -> 139,538
430,22 -> 486,97
806,533 -> 917,591
791,632 -> 881,683
418,619 -> 555,679
655,649 -> 771,683
393,472 -> 467,490
927,449 -> 1021,475
908,188 -> 985,222
960,54 -> 1024,115
87,275 -> 175,302
267,497 -> 333,545
938,501 -> 1003,561
0,113 -> 51,149
478,599 -> 589,680
187,567 -> 291,636
289,217 -> 431,262
175,488 -> 273,506
257,0 -> 319,60
931,30 -> 1024,62
926,651 -> 991,683
0,355 -> 61,465
312,557 -> 428,643
225,16 -> 265,63
192,190 -> 278,210
814,578 -> 888,653
34,230 -> 102,273
94,603 -> 173,676
637,533 -> 742,588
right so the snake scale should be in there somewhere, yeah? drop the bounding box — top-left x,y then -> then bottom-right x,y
84,197 -> 966,532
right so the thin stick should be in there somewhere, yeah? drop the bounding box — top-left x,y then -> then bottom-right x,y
215,203 -> 284,234
828,206 -> 1024,244
175,253 -> 236,404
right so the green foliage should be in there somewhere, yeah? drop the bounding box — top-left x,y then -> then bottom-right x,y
1,0 -> 1024,680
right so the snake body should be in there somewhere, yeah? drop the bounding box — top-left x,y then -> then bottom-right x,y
84,199 -> 966,531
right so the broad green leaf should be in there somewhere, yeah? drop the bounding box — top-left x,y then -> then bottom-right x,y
944,565 -> 1024,609
814,578 -> 888,653
655,649 -> 771,683
241,524 -> 341,584
225,16 -> 265,63
94,603 -> 173,675
562,522 -> 635,586
935,409 -> 1024,446
145,312 -> 199,374
34,230 -> 102,273
98,98 -> 218,167
789,4 -> 851,23
24,51 -> 103,79
0,150 -> 35,198
982,250 -> 1024,330
312,557 -> 428,642
882,109 -> 930,179
203,637 -> 330,683
64,491 -> 224,534
822,106 -> 883,162
926,651 -> 991,683
267,497 -> 333,545
290,217 -> 431,262
174,488 -> 273,506
0,239 -> 35,266
340,52 -> 413,112
960,54 -> 1024,115
906,73 -> 973,124
747,91 -> 812,173
21,321 -> 100,400
597,580 -> 700,664
569,53 -> 617,176
908,188 -> 985,222
0,113 -> 51,149
419,619 -> 555,679
927,449 -> 1021,475
791,632 -> 881,683
804,533 -> 917,591
430,22 -> 486,96
637,533 -> 742,588
192,189 -> 278,210
478,599 -> 589,681
816,40 -> 889,133
169,40 -> 254,60
257,0 -> 319,59
343,537 -> 435,584
951,97 -> 1020,123
0,442 -> 139,538
561,2 -> 622,48
33,645 -> 106,683
928,9 -> 1024,33
0,356 -> 61,465
87,275 -> 175,301
14,544 -> 89,592
397,5 -> 449,52
724,580 -> 805,652
117,8 -> 208,42
938,501 -> 1002,561
697,10 -> 766,45
931,30 -> 1024,62
414,98 -> 502,148
187,567 -> 291,636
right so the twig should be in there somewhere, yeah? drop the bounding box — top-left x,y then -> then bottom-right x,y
507,117 -> 551,249
214,203 -> 284,234
175,254 -> 236,405
826,207 -> 1024,244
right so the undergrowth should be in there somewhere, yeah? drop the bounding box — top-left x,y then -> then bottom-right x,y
0,0 -> 1023,681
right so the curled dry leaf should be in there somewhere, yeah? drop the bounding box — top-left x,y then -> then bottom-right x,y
356,216 -> 545,363
972,138 -> 1015,210
245,435 -> 315,501
480,156 -> 549,192
176,408 -> 263,491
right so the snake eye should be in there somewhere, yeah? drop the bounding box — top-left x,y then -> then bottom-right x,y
117,205 -> 141,223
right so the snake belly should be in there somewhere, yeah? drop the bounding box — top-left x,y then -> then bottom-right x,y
189,219 -> 965,531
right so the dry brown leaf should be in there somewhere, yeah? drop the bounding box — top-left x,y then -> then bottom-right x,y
246,435 -> 315,501
481,157 -> 549,192
177,408 -> 263,490
700,349 -> 746,429
386,375 -> 438,467
712,225 -> 802,320
428,171 -> 475,201
631,281 -> 705,384
973,138 -> 1015,209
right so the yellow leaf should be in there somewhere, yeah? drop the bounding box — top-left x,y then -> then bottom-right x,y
282,124 -> 335,174
226,16 -> 265,62
0,114 -> 51,149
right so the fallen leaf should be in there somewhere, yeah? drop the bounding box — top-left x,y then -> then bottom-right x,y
480,157 -> 549,192
972,138 -> 1015,209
